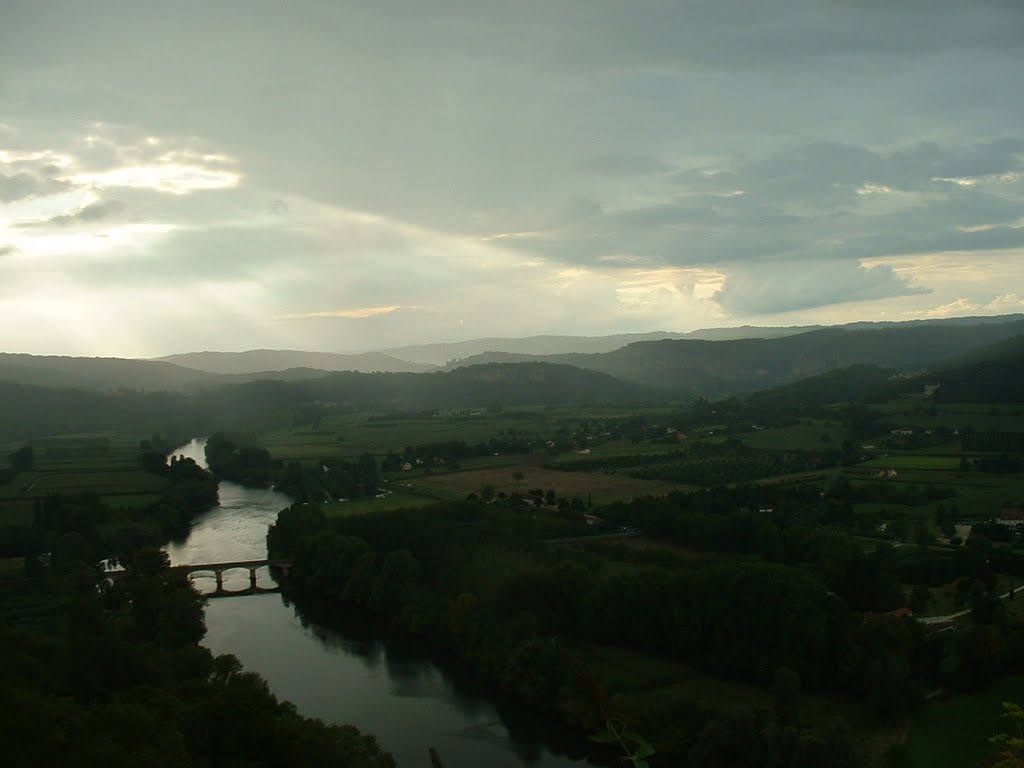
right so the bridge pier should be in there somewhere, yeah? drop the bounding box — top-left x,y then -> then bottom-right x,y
215,570 -> 223,592
249,568 -> 258,589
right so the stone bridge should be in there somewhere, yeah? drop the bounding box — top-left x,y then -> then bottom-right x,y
169,559 -> 293,599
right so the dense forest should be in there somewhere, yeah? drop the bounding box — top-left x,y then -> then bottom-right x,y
263,487 -> 990,766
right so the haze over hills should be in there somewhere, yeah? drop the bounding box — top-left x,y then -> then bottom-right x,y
3,320 -> 1023,444
377,327 -> 820,366
154,349 -> 436,375
0,362 -> 646,443
380,315 -> 1024,367
2,314 -> 1023,396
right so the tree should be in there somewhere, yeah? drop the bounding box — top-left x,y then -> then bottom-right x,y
355,453 -> 379,493
9,444 -> 33,473
591,719 -> 655,768
909,584 -> 931,615
991,702 -> 1024,768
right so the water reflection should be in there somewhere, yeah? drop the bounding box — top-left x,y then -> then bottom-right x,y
285,593 -> 598,767
204,592 -> 598,768
168,439 -> 598,768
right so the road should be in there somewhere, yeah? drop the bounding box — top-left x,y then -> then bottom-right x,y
917,585 -> 1020,624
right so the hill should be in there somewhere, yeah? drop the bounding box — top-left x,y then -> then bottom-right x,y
285,362 -> 650,409
0,363 -> 650,443
376,315 -> 1024,366
929,333 -> 1024,403
379,327 -> 827,366
379,332 -> 694,366
448,320 -> 1024,396
0,353 -> 211,391
155,349 -> 436,374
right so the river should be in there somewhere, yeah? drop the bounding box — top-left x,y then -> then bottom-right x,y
164,439 -> 598,768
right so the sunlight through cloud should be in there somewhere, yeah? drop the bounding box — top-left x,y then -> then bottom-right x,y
67,163 -> 241,195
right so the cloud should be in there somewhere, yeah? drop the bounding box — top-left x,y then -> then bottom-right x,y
578,152 -> 672,176
0,128 -> 245,283
1,2 -> 1022,353
68,163 -> 240,195
920,297 -> 980,319
909,292 -> 1024,320
984,292 -> 1024,313
713,261 -> 929,315
483,136 -> 1024,325
0,172 -> 68,202
277,305 -> 407,320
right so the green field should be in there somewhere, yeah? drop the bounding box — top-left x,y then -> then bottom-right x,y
0,432 -> 168,525
905,677 -> 1024,768
738,419 -> 845,451
322,490 -> 439,517
257,410 -> 550,461
860,455 -> 961,471
410,463 -> 688,504
875,401 -> 1024,433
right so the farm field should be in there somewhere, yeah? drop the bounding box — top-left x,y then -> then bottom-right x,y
321,490 -> 438,518
875,401 -> 1024,433
0,432 -> 169,525
859,455 -> 961,471
409,463 -> 688,504
28,471 -> 168,495
255,405 -> 681,464
737,419 -> 845,451
258,417 -> 540,462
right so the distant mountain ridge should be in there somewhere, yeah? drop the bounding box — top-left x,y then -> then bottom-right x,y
377,314 -> 1024,366
0,353 -> 210,391
445,320 -> 1024,396
2,313 -> 1022,396
154,349 -> 436,375
377,328 -> 815,366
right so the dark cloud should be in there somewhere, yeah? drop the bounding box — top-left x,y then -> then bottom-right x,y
837,226 -> 1024,261
519,137 -> 1024,274
741,139 -> 1024,204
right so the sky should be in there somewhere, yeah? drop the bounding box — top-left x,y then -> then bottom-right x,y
1,0 -> 1023,357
